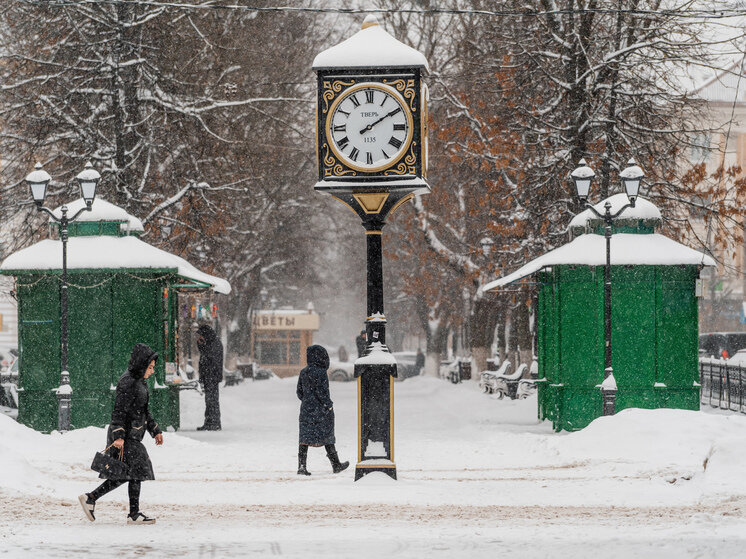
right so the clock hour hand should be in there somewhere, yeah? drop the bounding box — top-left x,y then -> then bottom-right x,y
359,107 -> 402,135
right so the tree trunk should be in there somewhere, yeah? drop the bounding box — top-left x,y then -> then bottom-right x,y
468,294 -> 500,379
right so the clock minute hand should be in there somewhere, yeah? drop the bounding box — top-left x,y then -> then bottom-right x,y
360,108 -> 401,134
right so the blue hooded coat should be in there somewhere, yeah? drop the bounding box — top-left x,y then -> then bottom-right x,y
297,345 -> 335,446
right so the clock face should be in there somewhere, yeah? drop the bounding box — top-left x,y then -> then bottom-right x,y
326,83 -> 413,172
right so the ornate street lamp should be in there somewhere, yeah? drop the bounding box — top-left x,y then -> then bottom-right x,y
570,158 -> 644,415
25,161 -> 100,431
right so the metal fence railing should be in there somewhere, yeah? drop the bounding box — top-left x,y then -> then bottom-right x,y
699,358 -> 746,413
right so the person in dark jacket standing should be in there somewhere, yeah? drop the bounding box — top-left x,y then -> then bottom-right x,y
78,343 -> 163,525
415,348 -> 425,375
355,330 -> 367,358
296,345 -> 349,475
196,324 -> 223,431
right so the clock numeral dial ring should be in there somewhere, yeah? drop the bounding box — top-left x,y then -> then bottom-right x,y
325,82 -> 414,173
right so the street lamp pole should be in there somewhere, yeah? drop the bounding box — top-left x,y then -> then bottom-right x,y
25,162 -> 100,432
571,158 -> 644,415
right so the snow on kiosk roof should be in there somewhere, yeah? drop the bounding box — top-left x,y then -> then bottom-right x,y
50,197 -> 144,233
312,15 -> 429,71
1,202 -> 230,294
483,196 -> 715,292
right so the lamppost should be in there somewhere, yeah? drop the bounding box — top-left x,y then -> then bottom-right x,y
25,161 -> 100,431
570,158 -> 644,415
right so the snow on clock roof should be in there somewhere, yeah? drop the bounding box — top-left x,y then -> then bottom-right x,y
0,235 -> 231,294
483,233 -> 715,291
312,15 -> 429,71
51,197 -> 144,233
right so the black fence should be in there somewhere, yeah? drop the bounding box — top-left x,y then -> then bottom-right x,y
700,359 -> 746,413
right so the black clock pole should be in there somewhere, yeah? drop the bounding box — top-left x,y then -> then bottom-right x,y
365,221 -> 385,345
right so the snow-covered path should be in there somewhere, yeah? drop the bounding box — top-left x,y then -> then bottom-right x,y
2,376 -> 746,558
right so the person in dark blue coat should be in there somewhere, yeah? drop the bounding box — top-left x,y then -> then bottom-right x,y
78,343 -> 163,524
296,345 -> 349,475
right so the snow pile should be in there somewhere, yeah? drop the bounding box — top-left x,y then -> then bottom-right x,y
548,407 -> 746,497
0,414 -> 53,494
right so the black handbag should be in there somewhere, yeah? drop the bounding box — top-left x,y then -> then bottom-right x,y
91,443 -> 128,478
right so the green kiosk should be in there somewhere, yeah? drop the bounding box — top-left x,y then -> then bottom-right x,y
0,198 -> 230,432
484,195 -> 714,431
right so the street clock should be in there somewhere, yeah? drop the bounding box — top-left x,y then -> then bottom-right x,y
312,15 -> 432,482
313,16 -> 430,188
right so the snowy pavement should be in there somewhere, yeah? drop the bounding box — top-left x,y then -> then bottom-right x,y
2,376 -> 746,558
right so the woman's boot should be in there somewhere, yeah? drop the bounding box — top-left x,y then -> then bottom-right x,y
325,445 -> 349,473
297,444 -> 311,475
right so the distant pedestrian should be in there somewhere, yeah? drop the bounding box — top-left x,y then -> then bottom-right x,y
78,343 -> 163,525
415,348 -> 425,375
296,345 -> 349,475
196,324 -> 223,431
338,345 -> 349,363
356,330 -> 367,358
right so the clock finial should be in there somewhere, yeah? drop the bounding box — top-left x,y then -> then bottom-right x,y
362,14 -> 380,30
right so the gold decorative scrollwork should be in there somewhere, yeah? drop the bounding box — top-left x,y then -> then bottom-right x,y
322,143 -> 356,176
322,80 -> 355,113
383,78 -> 416,112
332,164 -> 356,176
384,162 -> 408,176
323,143 -> 335,167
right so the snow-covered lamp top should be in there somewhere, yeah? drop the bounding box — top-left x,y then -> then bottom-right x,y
568,193 -> 662,232
312,15 -> 429,71
75,161 -> 100,206
26,162 -> 52,205
50,197 -> 144,234
570,158 -> 595,201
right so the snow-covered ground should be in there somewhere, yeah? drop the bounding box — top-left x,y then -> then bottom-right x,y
1,376 -> 746,558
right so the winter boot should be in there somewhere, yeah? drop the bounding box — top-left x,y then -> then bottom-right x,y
327,450 -> 350,474
78,494 -> 96,522
127,512 -> 156,525
298,445 -> 311,476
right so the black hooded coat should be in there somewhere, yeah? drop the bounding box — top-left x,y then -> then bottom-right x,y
196,324 -> 223,386
296,345 -> 335,446
102,343 -> 162,481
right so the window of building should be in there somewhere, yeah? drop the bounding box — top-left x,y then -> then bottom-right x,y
253,330 -> 302,366
690,133 -> 712,164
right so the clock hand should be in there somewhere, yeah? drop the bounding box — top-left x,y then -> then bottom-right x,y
359,108 -> 402,135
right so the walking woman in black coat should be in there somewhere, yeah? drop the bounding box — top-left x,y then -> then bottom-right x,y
296,345 -> 349,475
78,343 -> 163,524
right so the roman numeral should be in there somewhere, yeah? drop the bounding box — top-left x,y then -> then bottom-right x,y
380,95 -> 387,107
338,109 -> 350,117
393,123 -> 406,131
350,147 -> 360,161
333,124 -> 346,132
365,90 -> 375,104
350,94 -> 360,107
366,152 -> 373,164
390,107 -> 402,116
381,149 -> 390,159
338,136 -> 349,149
388,137 -> 402,149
